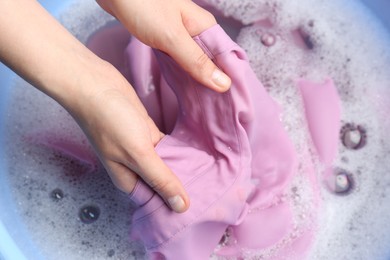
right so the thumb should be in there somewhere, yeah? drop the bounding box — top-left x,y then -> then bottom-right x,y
163,6 -> 231,92
133,147 -> 190,213
169,33 -> 231,93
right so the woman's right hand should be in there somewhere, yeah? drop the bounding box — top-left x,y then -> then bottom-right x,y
97,0 -> 232,93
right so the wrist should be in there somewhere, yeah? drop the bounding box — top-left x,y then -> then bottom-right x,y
57,54 -> 131,119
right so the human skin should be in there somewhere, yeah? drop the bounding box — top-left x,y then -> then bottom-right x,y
0,0 -> 230,213
96,0 -> 232,92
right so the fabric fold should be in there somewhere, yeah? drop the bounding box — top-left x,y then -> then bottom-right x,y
126,24 -> 298,259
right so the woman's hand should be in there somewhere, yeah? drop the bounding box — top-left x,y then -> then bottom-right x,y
97,0 -> 232,92
73,66 -> 190,213
0,0 -> 189,213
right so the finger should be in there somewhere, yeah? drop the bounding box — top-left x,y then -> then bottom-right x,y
164,28 -> 231,93
106,161 -> 138,194
132,147 -> 190,213
159,2 -> 231,93
96,0 -> 118,18
181,1 -> 217,37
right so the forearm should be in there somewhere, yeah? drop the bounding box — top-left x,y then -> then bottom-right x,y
0,0 -> 191,212
0,0 -> 117,112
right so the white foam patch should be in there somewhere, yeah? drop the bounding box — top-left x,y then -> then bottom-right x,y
2,0 -> 390,259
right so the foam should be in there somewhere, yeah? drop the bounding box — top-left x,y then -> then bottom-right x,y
2,0 -> 390,259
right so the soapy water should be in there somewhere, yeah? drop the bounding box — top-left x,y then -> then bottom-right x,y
2,0 -> 390,259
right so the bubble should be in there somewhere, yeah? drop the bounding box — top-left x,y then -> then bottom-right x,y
147,75 -> 155,94
107,249 -> 115,257
218,227 -> 237,247
296,27 -> 315,49
326,169 -> 354,195
79,205 -> 100,224
340,123 -> 367,150
50,188 -> 64,201
335,173 -> 351,193
260,33 -> 276,47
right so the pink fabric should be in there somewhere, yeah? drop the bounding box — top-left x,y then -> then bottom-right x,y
126,25 -> 296,259
124,24 -> 341,259
298,78 -> 342,180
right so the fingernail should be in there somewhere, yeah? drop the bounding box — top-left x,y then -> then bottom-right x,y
168,195 -> 186,213
212,68 -> 231,90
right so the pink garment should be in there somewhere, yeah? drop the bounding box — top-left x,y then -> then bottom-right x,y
124,24 -> 341,259
126,25 -> 296,259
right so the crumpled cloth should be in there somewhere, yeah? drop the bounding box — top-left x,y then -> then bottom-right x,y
123,24 -> 341,259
